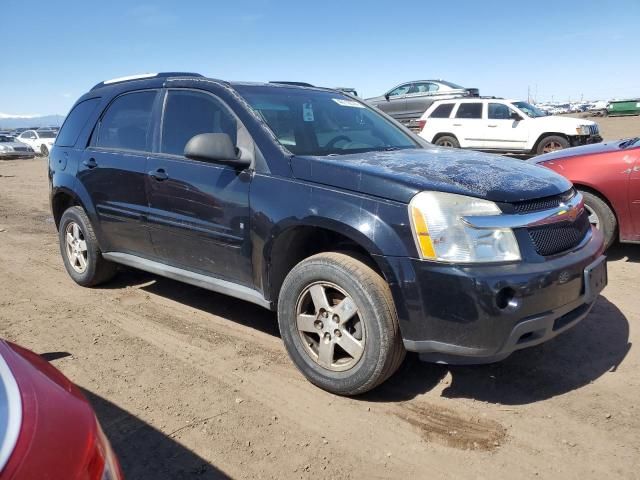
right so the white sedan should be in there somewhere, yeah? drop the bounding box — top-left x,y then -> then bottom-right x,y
16,130 -> 56,156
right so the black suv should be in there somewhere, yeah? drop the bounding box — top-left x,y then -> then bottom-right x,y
49,73 -> 607,395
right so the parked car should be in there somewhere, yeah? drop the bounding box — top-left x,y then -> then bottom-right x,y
365,80 -> 479,129
0,134 -> 35,159
0,339 -> 123,479
49,72 -> 606,395
418,98 -> 602,155
531,137 -> 640,248
16,129 -> 56,156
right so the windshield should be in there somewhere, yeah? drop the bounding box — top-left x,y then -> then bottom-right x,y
512,101 -> 547,118
235,86 -> 418,156
37,131 -> 56,138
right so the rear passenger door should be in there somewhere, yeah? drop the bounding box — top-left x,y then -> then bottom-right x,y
146,89 -> 252,286
78,90 -> 158,256
451,102 -> 485,148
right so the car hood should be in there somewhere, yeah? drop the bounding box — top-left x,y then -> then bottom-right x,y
291,147 -> 571,204
530,139 -> 631,164
530,115 -> 596,127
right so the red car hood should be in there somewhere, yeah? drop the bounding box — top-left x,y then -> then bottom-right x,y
0,340 -> 100,479
531,138 -> 638,163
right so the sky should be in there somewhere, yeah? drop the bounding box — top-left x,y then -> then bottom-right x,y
1,0 -> 638,116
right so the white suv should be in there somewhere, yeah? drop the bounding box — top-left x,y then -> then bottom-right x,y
418,98 -> 602,155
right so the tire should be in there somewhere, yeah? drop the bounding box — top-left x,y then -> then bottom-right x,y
434,135 -> 460,148
536,135 -> 570,155
278,252 -> 405,396
40,145 -> 49,157
58,206 -> 117,287
579,190 -> 617,249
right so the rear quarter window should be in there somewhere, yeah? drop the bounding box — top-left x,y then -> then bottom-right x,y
55,98 -> 101,147
429,103 -> 454,118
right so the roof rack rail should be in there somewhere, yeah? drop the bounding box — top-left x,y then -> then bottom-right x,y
269,81 -> 315,87
90,72 -> 204,91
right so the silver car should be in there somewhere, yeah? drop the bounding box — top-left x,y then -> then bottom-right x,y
365,80 -> 479,128
0,135 -> 35,159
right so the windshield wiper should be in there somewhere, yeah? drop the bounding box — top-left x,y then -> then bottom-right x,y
619,137 -> 639,149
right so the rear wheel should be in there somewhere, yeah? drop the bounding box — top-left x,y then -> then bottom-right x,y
536,135 -> 570,154
579,190 -> 617,249
59,206 -> 117,286
434,135 -> 460,148
40,144 -> 49,157
278,252 -> 405,395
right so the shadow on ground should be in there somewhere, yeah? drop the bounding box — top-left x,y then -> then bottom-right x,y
606,243 -> 640,263
366,296 -> 630,404
101,268 -> 630,407
83,389 -> 230,480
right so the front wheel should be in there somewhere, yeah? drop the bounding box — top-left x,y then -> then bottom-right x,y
278,252 -> 405,395
536,135 -> 570,154
434,135 -> 460,148
579,190 -> 617,249
40,144 -> 49,157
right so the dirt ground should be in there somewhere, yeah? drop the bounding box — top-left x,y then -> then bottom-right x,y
0,157 -> 639,480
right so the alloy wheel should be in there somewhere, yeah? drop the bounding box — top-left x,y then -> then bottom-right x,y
542,140 -> 564,153
295,282 -> 365,372
65,221 -> 88,273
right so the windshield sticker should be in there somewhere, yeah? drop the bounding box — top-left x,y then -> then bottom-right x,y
303,103 -> 315,122
332,98 -> 365,108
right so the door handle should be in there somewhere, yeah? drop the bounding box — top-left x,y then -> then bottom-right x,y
149,168 -> 168,181
488,124 -> 498,127
453,123 -> 462,127
83,158 -> 98,169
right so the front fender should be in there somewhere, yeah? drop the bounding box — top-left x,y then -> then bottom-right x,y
250,174 -> 416,297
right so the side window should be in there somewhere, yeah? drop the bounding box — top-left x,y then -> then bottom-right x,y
95,90 -> 157,151
56,98 -> 101,147
455,103 -> 483,119
388,85 -> 410,97
160,90 -> 237,157
488,103 -> 513,120
410,82 -> 439,94
429,103 -> 454,118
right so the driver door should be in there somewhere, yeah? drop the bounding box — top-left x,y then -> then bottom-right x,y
480,103 -> 529,150
146,88 -> 253,286
378,84 -> 410,118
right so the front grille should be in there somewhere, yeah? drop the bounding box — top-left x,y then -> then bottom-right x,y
589,124 -> 599,135
527,209 -> 591,256
13,146 -> 29,152
510,188 -> 575,214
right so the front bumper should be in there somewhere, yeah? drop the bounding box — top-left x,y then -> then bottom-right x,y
378,227 -> 606,364
572,134 -> 602,146
0,151 -> 35,159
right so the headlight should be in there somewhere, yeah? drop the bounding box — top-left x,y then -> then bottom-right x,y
409,191 -> 521,263
0,145 -> 7,152
576,125 -> 590,135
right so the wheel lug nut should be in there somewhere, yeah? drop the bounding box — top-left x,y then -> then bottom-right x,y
332,314 -> 339,323
314,320 -> 324,330
334,329 -> 342,338
323,311 -> 329,319
323,332 -> 331,343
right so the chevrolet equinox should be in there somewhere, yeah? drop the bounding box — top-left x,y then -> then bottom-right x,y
49,73 -> 607,395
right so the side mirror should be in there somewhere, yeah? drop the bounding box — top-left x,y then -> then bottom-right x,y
384,93 -> 390,101
510,112 -> 523,121
184,133 -> 250,168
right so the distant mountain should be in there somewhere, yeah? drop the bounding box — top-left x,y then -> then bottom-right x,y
0,113 -> 65,129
